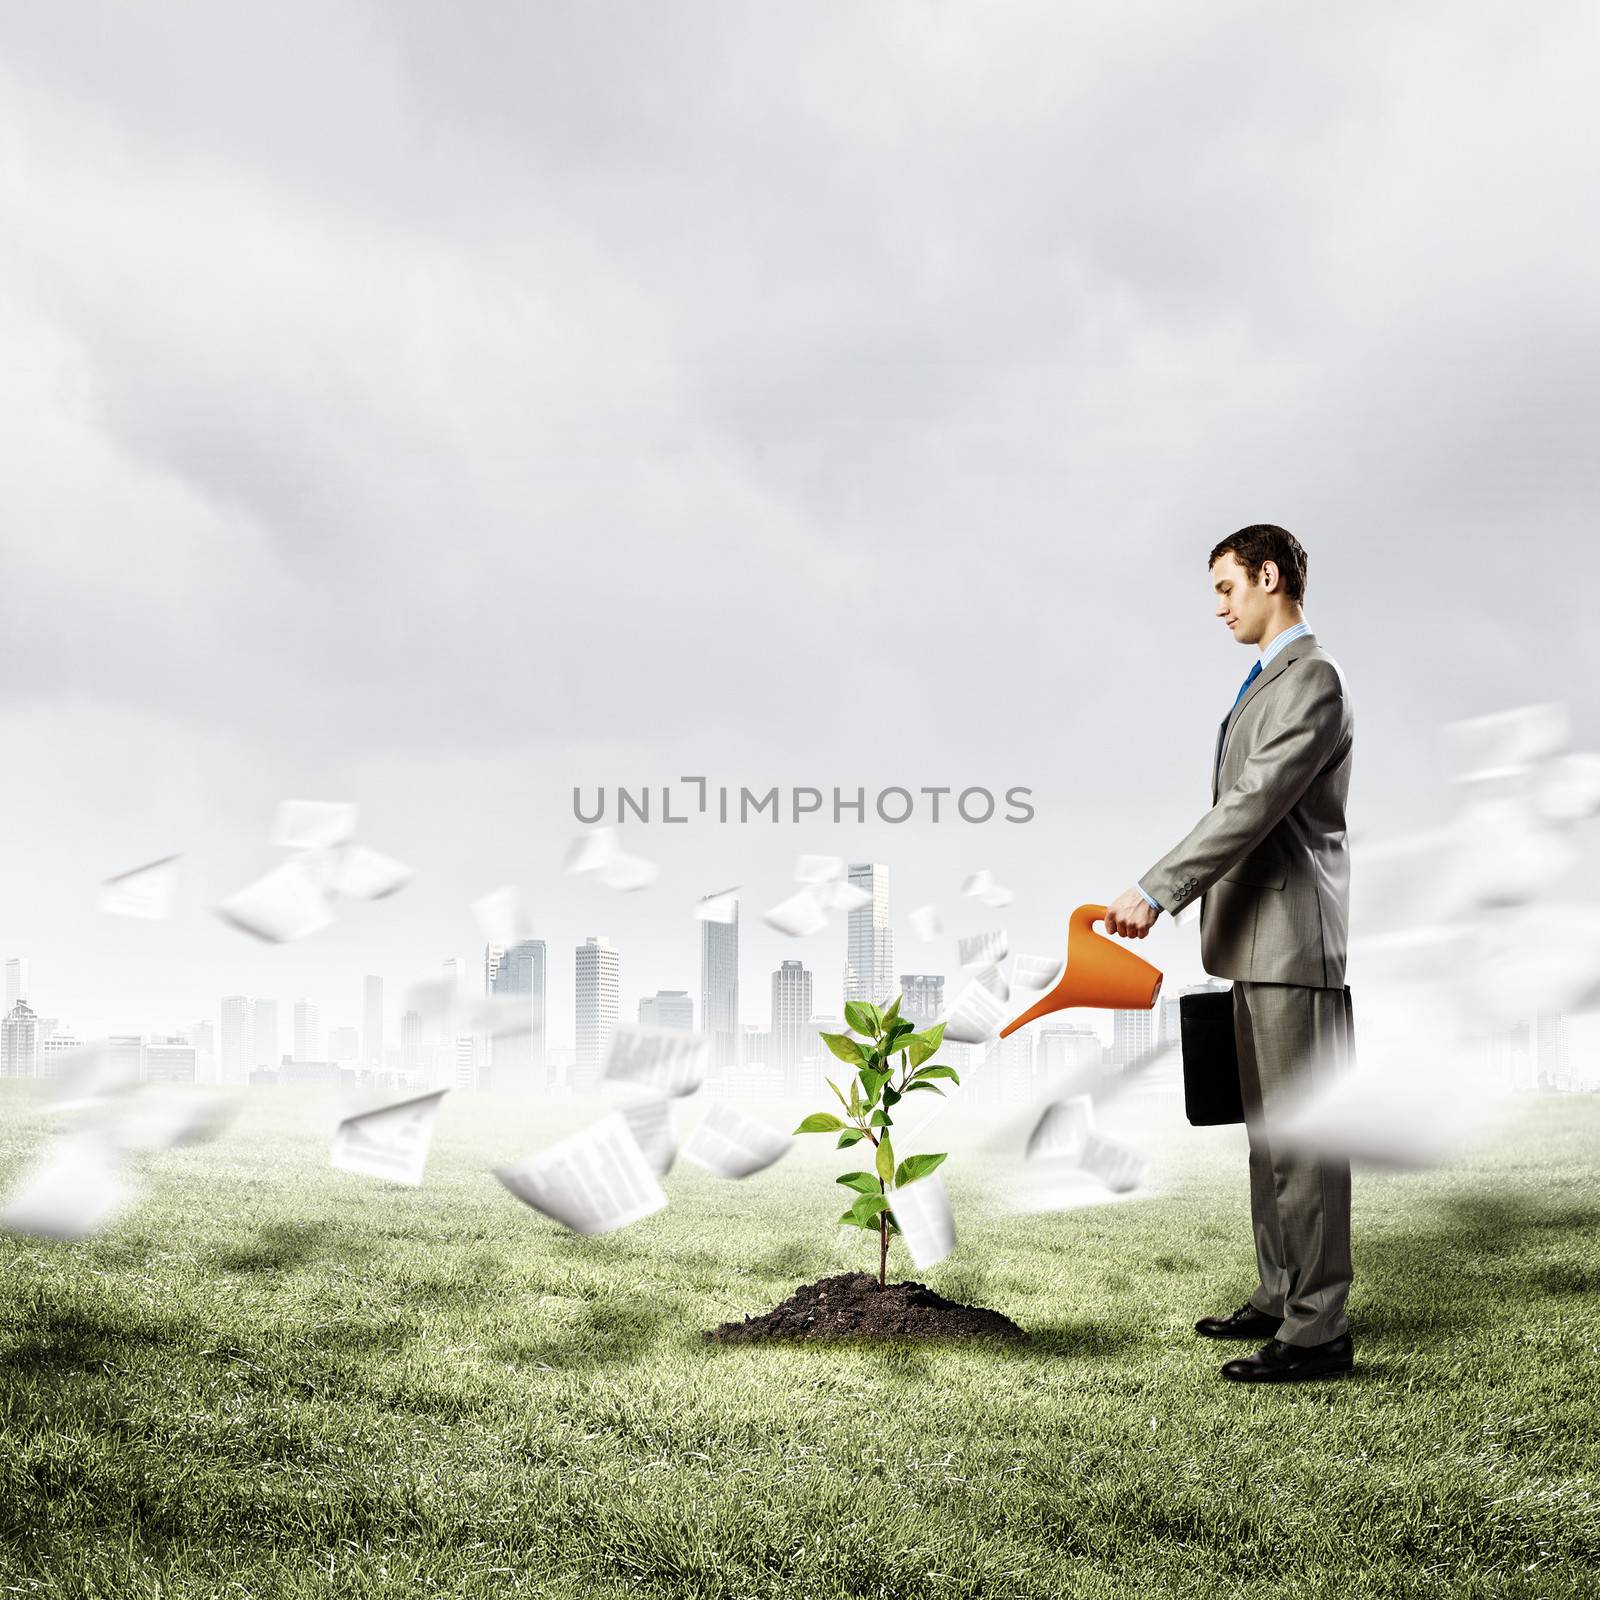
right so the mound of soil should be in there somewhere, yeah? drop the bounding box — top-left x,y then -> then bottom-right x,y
704,1271 -> 1030,1345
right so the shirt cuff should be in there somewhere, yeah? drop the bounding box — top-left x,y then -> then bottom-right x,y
1136,882 -> 1162,913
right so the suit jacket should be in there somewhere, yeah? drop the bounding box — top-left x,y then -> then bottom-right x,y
1141,630 -> 1353,988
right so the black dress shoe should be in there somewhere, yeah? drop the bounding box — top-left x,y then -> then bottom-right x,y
1194,1302 -> 1282,1340
1221,1334 -> 1354,1383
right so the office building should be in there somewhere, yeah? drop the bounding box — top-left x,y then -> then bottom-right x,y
575,935 -> 620,1093
844,864 -> 894,1007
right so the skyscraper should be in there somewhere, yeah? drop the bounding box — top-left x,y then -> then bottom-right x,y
1112,1008 -> 1154,1067
293,1000 -> 322,1062
401,1009 -> 423,1078
363,976 -> 384,1069
1,1001 -> 39,1078
145,1036 -> 198,1084
489,939 -> 547,1092
700,889 -> 739,1084
253,998 -> 280,1071
770,960 -> 814,1093
639,990 -> 694,1029
900,974 -> 945,1029
574,935 -> 620,1094
4,958 -> 28,1013
844,864 -> 894,1007
221,995 -> 253,1083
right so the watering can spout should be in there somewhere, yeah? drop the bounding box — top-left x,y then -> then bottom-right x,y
999,903 -> 1163,1038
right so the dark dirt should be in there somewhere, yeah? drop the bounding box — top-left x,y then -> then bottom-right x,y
703,1271 -> 1031,1345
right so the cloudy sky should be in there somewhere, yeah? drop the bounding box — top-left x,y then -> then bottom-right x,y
2,1 -> 1597,1047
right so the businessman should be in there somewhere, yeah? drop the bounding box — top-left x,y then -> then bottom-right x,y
1104,524 -> 1355,1384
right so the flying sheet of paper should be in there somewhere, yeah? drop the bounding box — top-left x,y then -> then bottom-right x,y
472,886 -> 531,945
1079,1131 -> 1149,1194
889,1172 -> 956,1269
98,855 -> 180,920
1455,797 -> 1578,909
461,995 -> 534,1037
330,1089 -> 448,1186
959,929 -> 1009,968
1465,905 -> 1600,1027
494,1112 -> 668,1235
113,1089 -> 239,1152
616,1096 -> 676,1178
1443,703 -> 1568,783
962,870 -> 995,899
979,883 -> 1015,908
694,888 -> 740,924
819,880 -> 872,913
1006,1161 -> 1149,1215
36,1042 -> 138,1114
764,888 -> 829,938
909,904 -> 943,942
1025,1094 -> 1096,1162
1012,953 -> 1064,991
601,1024 -> 710,1098
0,1132 -> 136,1241
794,855 -> 846,884
972,962 -> 1010,1003
1532,751 -> 1600,824
564,827 -> 619,875
330,844 -> 414,900
214,856 -> 336,943
595,849 -> 659,892
271,800 -> 359,850
681,1101 -> 793,1178
942,976 -> 1010,1044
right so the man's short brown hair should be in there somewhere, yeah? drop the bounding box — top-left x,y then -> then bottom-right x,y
1209,524 -> 1308,604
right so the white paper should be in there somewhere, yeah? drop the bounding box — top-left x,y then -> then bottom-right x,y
1025,1094 -> 1096,1162
330,844 -> 414,900
1,1132 -> 136,1241
978,884 -> 1015,908
1532,751 -> 1600,824
908,904 -> 943,942
1443,703 -> 1568,783
472,886 -> 531,946
331,1089 -> 448,1186
271,800 -> 359,851
36,1042 -> 138,1114
694,888 -> 740,924
616,1096 -> 676,1177
819,880 -> 872,913
1079,1131 -> 1148,1194
1012,953 -> 1064,991
959,929 -> 1009,969
461,994 -> 534,1037
98,855 -> 180,920
942,977 -> 1010,1044
601,1024 -> 709,1098
681,1101 -> 793,1178
1455,796 -> 1578,909
214,856 -> 336,943
794,855 -> 846,884
564,827 -> 619,875
763,887 -> 829,938
972,961 -> 1010,1003
595,848 -> 659,892
961,870 -> 995,899
113,1089 -> 239,1152
495,1112 -> 668,1234
888,1172 -> 955,1269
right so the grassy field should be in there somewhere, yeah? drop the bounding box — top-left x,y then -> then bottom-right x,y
1,1079 -> 1597,1599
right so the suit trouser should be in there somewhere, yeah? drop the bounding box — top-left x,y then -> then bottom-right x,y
1232,981 -> 1354,1346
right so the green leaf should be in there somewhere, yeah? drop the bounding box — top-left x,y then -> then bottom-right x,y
868,1109 -> 891,1127
881,1084 -> 902,1110
793,1112 -> 847,1134
841,1193 -> 890,1228
858,1066 -> 889,1108
826,1077 -> 850,1111
836,1128 -> 866,1147
884,1213 -> 901,1234
843,1001 -> 880,1038
875,1135 -> 896,1185
835,1171 -> 880,1195
893,1152 -> 947,1187
884,1017 -> 915,1048
818,1031 -> 868,1068
881,993 -> 903,1028
914,1064 -> 961,1084
848,1077 -> 861,1116
904,1081 -> 944,1095
907,1023 -> 946,1068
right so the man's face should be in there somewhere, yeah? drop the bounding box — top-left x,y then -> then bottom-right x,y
1211,552 -> 1275,645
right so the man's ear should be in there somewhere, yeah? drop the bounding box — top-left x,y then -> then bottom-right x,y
1259,559 -> 1279,593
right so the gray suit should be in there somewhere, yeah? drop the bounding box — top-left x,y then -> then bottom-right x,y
1143,630 -> 1355,1345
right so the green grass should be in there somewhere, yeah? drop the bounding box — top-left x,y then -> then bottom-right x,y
1,1081 -> 1597,1598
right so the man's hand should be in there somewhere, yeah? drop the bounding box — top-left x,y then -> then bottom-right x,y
1104,888 -> 1159,940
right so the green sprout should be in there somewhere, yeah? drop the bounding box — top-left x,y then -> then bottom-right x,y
791,993 -> 959,1287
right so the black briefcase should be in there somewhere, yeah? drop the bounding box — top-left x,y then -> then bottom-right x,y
1180,984 -> 1356,1126
1180,987 -> 1244,1126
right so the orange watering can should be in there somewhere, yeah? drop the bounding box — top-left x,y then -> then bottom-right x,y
999,903 -> 1163,1038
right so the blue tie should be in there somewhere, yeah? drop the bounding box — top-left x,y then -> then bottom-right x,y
1231,660 -> 1262,711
